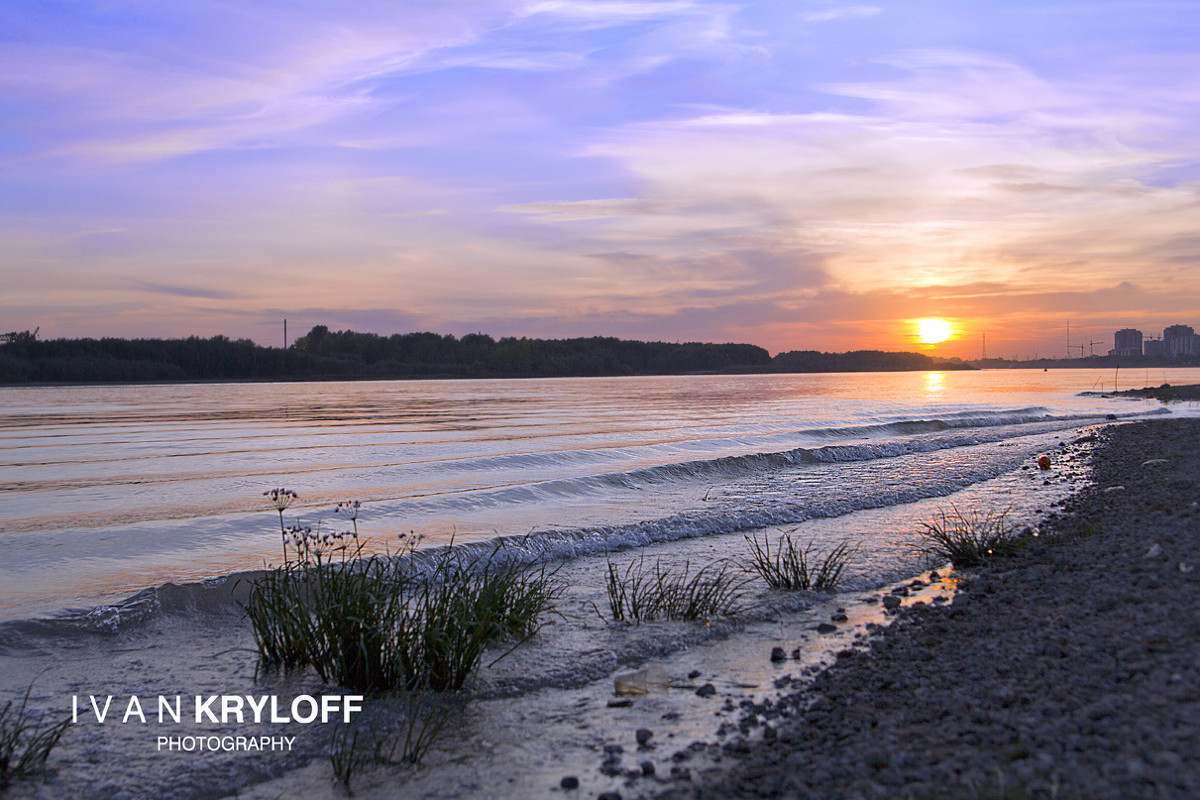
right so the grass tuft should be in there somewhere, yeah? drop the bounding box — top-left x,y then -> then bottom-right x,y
0,679 -> 69,789
600,556 -> 747,623
744,532 -> 857,591
919,505 -> 1019,568
244,500 -> 562,693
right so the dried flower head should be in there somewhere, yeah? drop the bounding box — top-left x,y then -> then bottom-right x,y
264,488 -> 299,512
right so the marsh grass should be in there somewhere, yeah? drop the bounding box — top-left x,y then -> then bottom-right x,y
0,681 -> 69,789
919,505 -> 1019,568
389,554 -> 562,692
600,556 -> 747,622
245,504 -> 562,693
744,532 -> 857,591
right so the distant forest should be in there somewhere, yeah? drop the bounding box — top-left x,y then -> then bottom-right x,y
0,326 -> 971,384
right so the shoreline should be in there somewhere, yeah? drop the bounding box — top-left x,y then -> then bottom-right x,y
1,417 -> 1179,799
1104,383 -> 1200,402
646,418 -> 1200,800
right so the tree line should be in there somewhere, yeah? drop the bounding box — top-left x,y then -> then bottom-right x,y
0,326 -> 970,384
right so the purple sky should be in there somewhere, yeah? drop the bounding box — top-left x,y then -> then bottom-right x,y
3,1 -> 1198,357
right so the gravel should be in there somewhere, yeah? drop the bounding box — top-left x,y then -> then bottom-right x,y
648,419 -> 1200,800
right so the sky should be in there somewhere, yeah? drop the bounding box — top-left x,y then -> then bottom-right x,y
2,0 -> 1199,358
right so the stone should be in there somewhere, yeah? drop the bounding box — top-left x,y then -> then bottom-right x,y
560,776 -> 580,790
770,646 -> 787,662
636,728 -> 653,746
696,683 -> 717,698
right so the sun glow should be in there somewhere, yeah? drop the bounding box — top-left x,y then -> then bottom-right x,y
917,318 -> 953,344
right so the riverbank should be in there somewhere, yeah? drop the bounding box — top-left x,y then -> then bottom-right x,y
648,418 -> 1200,800
1107,383 -> 1200,402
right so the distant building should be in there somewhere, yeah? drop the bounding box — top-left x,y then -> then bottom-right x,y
1111,328 -> 1143,357
1164,324 -> 1198,357
1143,338 -> 1166,357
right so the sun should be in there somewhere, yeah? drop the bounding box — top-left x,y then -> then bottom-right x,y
917,318 -> 953,344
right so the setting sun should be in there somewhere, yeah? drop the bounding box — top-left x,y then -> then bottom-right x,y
917,318 -> 953,344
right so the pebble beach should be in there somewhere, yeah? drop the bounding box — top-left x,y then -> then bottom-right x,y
645,417 -> 1200,800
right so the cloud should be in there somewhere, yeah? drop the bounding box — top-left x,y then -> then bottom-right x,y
520,1 -> 700,25
800,5 -> 883,23
0,3 -> 524,166
500,198 -> 659,221
132,281 -> 239,300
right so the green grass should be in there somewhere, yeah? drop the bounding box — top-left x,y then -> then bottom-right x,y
744,532 -> 856,591
0,680 -> 69,789
600,556 -> 748,622
919,505 -> 1019,568
244,506 -> 562,693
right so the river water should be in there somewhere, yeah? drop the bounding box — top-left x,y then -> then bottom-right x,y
0,369 -> 1195,799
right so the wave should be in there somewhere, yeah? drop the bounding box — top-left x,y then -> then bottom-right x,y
404,408 -> 1104,507
0,408 -> 1142,644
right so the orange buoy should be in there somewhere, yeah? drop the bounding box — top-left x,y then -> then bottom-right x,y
1037,455 -> 1052,470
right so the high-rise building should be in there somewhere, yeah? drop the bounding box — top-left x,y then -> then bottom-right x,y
1164,324 -> 1197,357
1112,328 -> 1142,357
1143,338 -> 1166,357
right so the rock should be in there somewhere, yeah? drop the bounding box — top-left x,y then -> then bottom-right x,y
770,646 -> 787,662
640,760 -> 656,776
831,612 -> 848,622
597,793 -> 622,800
670,765 -> 692,781
816,623 -> 838,633
1143,543 -> 1163,559
882,595 -> 902,609
636,728 -> 653,746
696,683 -> 717,698
560,776 -> 580,790
687,669 -> 702,679
791,647 -> 802,660
607,698 -> 633,708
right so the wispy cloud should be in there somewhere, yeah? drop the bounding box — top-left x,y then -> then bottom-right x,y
800,5 -> 883,23
132,281 -> 239,300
